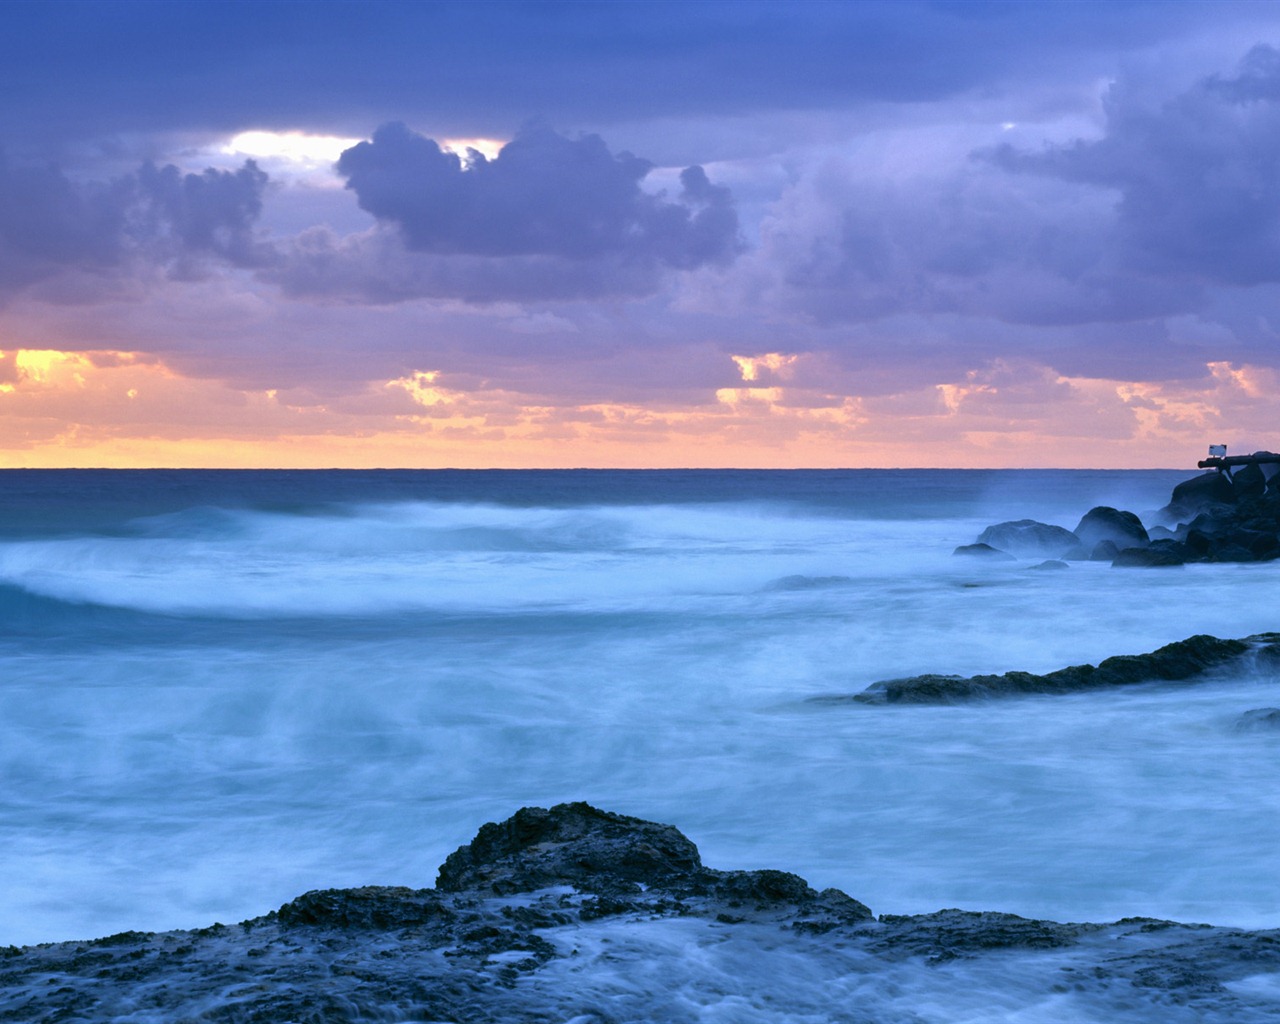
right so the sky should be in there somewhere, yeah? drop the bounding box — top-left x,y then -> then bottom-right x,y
2,0 -> 1280,468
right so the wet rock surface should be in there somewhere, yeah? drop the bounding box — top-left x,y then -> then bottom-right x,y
3,803 -> 1280,1023
822,633 -> 1276,704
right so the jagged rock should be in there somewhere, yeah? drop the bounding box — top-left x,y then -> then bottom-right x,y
1074,506 -> 1148,551
436,802 -> 703,895
841,634 -> 1261,704
975,519 -> 1078,558
3,803 -> 1280,1023
953,542 -> 1016,560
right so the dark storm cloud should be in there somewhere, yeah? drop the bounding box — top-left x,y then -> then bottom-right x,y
993,44 -> 1280,289
0,1 -> 1249,151
337,123 -> 739,266
0,154 -> 270,297
134,161 -> 271,267
268,124 -> 740,303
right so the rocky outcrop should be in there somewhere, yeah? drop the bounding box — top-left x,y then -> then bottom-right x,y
962,458 -> 1280,566
1074,505 -> 1149,551
975,519 -> 1078,558
1149,455 -> 1280,564
821,633 -> 1273,704
3,803 -> 1279,1023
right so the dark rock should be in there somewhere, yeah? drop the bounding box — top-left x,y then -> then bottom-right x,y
277,886 -> 451,929
4,803 -> 1280,1023
1089,539 -> 1120,561
1166,471 -> 1236,519
1184,529 -> 1213,556
849,634 -> 1255,704
1231,462 -> 1267,501
1073,506 -> 1149,551
1227,529 -> 1280,559
1235,707 -> 1280,730
953,542 -> 1016,560
1029,560 -> 1068,570
975,520 -> 1078,558
1210,543 -> 1256,563
1112,546 -> 1185,567
436,802 -> 703,895
1147,525 -> 1177,541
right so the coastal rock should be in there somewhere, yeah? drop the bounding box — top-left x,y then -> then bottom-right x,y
1232,461 -> 1267,501
436,801 -> 703,895
840,633 -> 1263,704
1234,707 -> 1280,730
3,804 -> 1280,1023
953,542 -> 1016,560
1074,506 -> 1148,551
974,519 -> 1078,558
1166,471 -> 1236,519
1090,539 -> 1120,561
1112,545 -> 1185,567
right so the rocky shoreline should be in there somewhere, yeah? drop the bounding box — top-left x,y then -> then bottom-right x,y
813,631 -> 1280,705
957,453 -> 1280,566
5,802 -> 1280,1023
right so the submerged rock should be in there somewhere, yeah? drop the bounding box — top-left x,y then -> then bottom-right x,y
839,633 -> 1268,704
3,802 -> 1279,1023
1234,707 -> 1280,731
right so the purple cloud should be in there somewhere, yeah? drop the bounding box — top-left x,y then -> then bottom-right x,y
0,154 -> 271,299
298,122 -> 740,301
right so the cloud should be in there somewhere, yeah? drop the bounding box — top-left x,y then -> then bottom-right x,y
270,123 -> 740,302
337,123 -> 739,265
0,153 -> 271,299
133,160 -> 272,269
715,40 -> 1280,368
993,44 -> 1280,289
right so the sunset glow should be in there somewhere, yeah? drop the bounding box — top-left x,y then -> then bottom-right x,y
2,4 -> 1279,469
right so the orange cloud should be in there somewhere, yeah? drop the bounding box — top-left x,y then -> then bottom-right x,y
0,348 -> 1273,469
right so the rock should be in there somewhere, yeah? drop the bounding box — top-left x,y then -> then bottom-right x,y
1231,462 -> 1267,501
1112,546 -> 1185,567
436,802 -> 703,895
846,634 -> 1258,704
1235,707 -> 1280,730
1073,506 -> 1148,551
1029,560 -> 1068,570
1166,471 -> 1236,520
975,520 -> 1078,558
1089,539 -> 1120,561
953,542 -> 1016,560
4,804 -> 1280,1023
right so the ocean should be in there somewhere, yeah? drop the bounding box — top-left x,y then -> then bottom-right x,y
2,467 -> 1278,955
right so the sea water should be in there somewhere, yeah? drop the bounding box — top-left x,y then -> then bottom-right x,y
1,468 -> 1278,949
